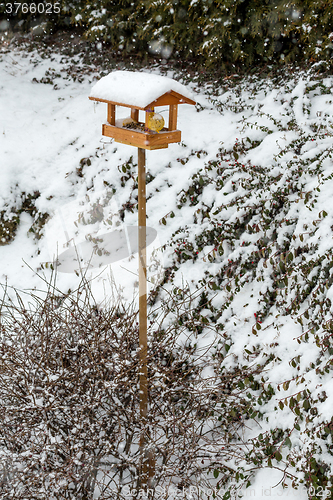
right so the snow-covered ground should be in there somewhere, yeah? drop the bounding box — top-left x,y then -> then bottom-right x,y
2,43 -> 333,497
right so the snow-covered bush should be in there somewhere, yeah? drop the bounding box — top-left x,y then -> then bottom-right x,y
0,192 -> 48,246
0,278 -> 260,498
3,0 -> 333,69
147,72 -> 333,497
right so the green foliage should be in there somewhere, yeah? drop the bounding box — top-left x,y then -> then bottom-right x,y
2,38 -> 333,496
144,68 -> 333,494
0,191 -> 48,245
0,210 -> 20,245
4,0 -> 333,69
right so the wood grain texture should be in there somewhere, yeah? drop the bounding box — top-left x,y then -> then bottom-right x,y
107,104 -> 115,125
145,109 -> 154,131
102,124 -> 180,150
137,147 -> 151,485
168,104 -> 178,131
131,108 -> 139,122
145,90 -> 196,108
89,90 -> 196,110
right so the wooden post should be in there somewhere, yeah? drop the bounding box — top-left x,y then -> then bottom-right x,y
169,104 -> 178,131
138,147 -> 150,485
145,108 -> 154,132
131,108 -> 139,122
107,103 -> 115,125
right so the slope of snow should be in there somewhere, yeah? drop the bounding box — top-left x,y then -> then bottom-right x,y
2,44 -> 333,497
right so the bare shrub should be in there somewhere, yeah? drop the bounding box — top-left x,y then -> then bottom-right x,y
0,279 -> 256,499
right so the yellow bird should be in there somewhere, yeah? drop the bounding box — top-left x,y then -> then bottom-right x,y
147,112 -> 165,133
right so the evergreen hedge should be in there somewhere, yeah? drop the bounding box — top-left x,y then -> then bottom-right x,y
2,0 -> 333,69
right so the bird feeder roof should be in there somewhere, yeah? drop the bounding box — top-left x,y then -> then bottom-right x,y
89,70 -> 196,110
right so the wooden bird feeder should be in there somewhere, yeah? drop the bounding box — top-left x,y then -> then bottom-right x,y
89,71 -> 196,150
89,70 -> 195,487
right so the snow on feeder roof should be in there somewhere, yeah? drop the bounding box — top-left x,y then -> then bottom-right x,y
89,71 -> 196,150
89,70 -> 196,110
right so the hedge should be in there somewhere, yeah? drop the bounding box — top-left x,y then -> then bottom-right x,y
2,1 -> 333,69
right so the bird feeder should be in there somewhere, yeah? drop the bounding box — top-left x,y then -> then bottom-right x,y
89,70 -> 195,487
89,71 -> 196,150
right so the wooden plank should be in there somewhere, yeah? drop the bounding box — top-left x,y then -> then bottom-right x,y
138,147 -> 150,485
149,130 -> 181,147
131,108 -> 139,122
89,96 -> 145,110
89,91 -> 196,109
102,124 -> 147,145
107,104 -> 115,125
169,104 -> 178,131
102,124 -> 179,149
149,94 -> 179,107
110,138 -> 168,150
148,90 -> 196,108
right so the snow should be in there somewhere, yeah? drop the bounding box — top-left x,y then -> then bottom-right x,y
89,70 -> 195,107
2,45 -> 333,498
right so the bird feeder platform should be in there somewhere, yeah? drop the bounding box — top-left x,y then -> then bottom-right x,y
101,123 -> 181,150
89,71 -> 196,150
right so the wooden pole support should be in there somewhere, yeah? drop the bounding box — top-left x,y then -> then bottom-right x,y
138,147 -> 150,485
145,107 -> 154,132
131,108 -> 139,122
107,103 -> 115,125
169,104 -> 178,130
